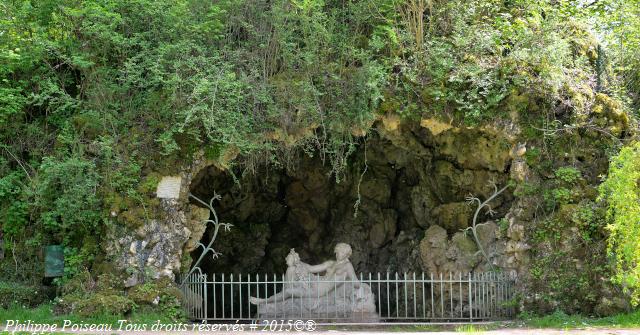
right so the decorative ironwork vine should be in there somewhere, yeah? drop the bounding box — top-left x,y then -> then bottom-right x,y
181,191 -> 233,286
464,180 -> 510,271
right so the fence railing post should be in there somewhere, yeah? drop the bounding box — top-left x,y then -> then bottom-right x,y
204,273 -> 208,324
183,271 -> 514,323
468,272 -> 473,322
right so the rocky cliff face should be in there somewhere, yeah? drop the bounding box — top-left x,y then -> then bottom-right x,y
106,118 -> 519,284
105,110 -> 630,314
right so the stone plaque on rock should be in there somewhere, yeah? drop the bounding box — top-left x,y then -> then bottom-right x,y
156,176 -> 182,199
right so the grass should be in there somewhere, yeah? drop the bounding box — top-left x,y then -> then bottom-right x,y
319,323 -> 499,332
518,309 -> 640,329
0,303 -> 180,328
3,303 -> 640,332
388,324 -> 440,332
322,311 -> 640,332
454,324 -> 489,333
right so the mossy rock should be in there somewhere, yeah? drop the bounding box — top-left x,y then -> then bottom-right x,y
104,192 -> 127,214
120,207 -> 148,228
433,202 -> 473,232
562,82 -> 594,120
503,90 -> 532,118
451,232 -> 478,254
92,257 -> 126,279
557,204 -> 580,224
564,20 -> 598,61
128,283 -> 162,305
127,278 -> 183,306
434,128 -> 512,172
379,97 -> 402,114
126,279 -> 184,321
56,292 -> 135,317
59,270 -> 95,296
204,143 -> 225,160
179,254 -> 193,275
96,272 -> 126,295
592,93 -> 630,136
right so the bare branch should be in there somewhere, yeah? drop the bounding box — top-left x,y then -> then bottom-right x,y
1,146 -> 33,183
532,120 -> 623,143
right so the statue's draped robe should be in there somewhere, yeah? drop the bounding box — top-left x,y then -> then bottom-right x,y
255,279 -> 378,321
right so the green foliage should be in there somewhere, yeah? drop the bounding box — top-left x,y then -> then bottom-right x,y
34,156 -> 101,242
497,217 -> 509,235
571,200 -> 605,242
541,166 -> 585,211
57,293 -> 136,317
0,0 -> 636,317
551,187 -> 573,205
0,281 -> 50,309
528,245 -> 607,314
0,302 -> 185,326
454,324 -> 488,333
0,171 -> 29,238
588,0 -> 640,110
532,217 -> 563,243
519,309 -> 640,329
598,141 -> 640,306
555,166 -> 582,184
394,0 -> 597,125
62,243 -> 98,281
55,270 -> 135,317
529,166 -> 610,314
127,279 -> 185,321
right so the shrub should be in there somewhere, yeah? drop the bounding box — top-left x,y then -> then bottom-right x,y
127,278 -> 185,321
55,292 -> 136,317
0,281 -> 50,308
598,141 -> 640,306
555,166 -> 582,184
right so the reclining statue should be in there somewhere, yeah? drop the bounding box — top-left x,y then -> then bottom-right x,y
249,243 -> 378,321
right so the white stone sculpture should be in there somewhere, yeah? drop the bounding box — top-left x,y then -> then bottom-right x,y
249,243 -> 378,321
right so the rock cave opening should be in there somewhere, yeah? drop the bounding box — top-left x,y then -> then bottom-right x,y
185,125 -> 517,319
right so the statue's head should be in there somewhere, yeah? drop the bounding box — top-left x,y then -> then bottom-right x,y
286,248 -> 300,266
334,243 -> 352,260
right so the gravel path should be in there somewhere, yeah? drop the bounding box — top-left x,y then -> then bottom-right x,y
4,322 -> 639,334
69,329 -> 640,334
317,329 -> 640,335
3,328 -> 639,334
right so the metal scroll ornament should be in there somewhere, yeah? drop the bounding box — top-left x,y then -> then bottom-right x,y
181,191 -> 232,285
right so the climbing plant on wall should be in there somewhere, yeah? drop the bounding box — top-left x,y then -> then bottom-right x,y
599,141 -> 640,306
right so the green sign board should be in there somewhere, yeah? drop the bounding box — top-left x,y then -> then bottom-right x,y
44,245 -> 64,277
